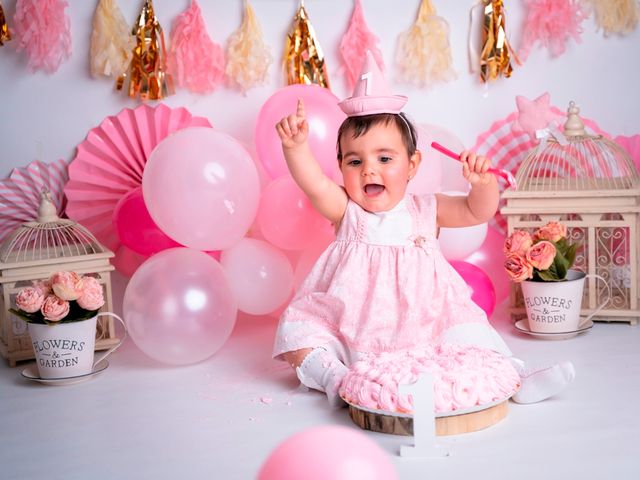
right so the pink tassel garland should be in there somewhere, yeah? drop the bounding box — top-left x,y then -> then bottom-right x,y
519,0 -> 588,61
13,0 -> 72,73
339,0 -> 384,90
168,0 -> 225,94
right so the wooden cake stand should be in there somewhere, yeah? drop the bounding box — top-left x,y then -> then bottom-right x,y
348,400 -> 509,436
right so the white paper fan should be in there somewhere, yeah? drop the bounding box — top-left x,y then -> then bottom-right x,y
0,159 -> 68,244
64,104 -> 212,254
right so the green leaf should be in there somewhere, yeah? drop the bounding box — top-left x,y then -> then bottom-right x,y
565,243 -> 578,269
8,308 -> 46,324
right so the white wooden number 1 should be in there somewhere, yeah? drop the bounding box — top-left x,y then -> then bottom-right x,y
361,72 -> 372,95
399,374 -> 449,457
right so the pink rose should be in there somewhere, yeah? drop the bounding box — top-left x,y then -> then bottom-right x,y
77,276 -> 105,311
41,295 -> 70,322
16,287 -> 45,313
534,221 -> 567,242
32,279 -> 52,296
50,272 -> 84,301
504,253 -> 533,283
526,241 -> 556,270
504,231 -> 533,256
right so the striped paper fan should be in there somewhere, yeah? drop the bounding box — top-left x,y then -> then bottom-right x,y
64,104 -> 212,258
0,159 -> 68,244
614,134 -> 640,172
472,106 -> 609,234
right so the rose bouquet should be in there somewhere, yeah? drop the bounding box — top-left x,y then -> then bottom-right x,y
9,272 -> 105,325
503,221 -> 579,282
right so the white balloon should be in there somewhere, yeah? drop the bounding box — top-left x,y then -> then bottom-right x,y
221,238 -> 294,315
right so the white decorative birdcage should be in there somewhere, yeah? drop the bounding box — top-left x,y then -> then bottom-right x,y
0,192 -> 119,366
501,102 -> 640,324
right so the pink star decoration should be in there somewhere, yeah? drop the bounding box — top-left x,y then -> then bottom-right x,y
512,92 -> 559,141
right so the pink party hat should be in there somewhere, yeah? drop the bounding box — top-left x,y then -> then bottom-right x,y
338,50 -> 407,117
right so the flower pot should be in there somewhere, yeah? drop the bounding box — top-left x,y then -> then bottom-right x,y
27,313 -> 126,379
520,270 -> 610,333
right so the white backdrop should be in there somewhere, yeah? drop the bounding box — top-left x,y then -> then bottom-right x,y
1,0 -> 639,179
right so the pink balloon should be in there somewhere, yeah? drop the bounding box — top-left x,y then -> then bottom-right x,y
123,248 -> 237,365
450,260 -> 496,317
113,187 -> 181,256
220,238 -> 294,315
255,84 -> 345,180
111,245 -> 148,278
143,127 -> 260,251
258,425 -> 398,480
258,176 -> 333,251
463,226 -> 510,303
294,228 -> 335,288
408,125 -> 443,194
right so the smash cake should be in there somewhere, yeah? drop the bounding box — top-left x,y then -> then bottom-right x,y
339,344 -> 520,415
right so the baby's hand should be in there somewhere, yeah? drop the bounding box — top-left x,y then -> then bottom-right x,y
276,99 -> 309,149
461,150 -> 494,186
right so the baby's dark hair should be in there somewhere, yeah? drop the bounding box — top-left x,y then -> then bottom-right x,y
336,113 -> 418,163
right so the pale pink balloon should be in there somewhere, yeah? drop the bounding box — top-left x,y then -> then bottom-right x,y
255,84 -> 345,180
258,425 -> 398,480
258,176 -> 333,251
123,248 -> 237,366
419,123 -> 469,193
408,124 -> 443,194
220,238 -> 294,315
450,260 -> 496,317
113,187 -> 181,256
437,191 -> 488,260
143,127 -> 260,251
464,225 -> 510,302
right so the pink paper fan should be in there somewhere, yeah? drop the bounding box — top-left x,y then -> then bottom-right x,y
64,104 -> 212,267
614,134 -> 640,173
0,159 -> 68,244
472,106 -> 609,234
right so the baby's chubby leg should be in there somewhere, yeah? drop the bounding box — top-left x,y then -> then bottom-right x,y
283,347 -> 348,407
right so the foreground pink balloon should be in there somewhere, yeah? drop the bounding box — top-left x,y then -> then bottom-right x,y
123,248 -> 237,365
255,84 -> 345,180
464,225 -> 510,303
450,260 -> 496,317
258,176 -> 332,251
113,187 -> 181,256
258,425 -> 398,480
143,127 -> 260,251
220,238 -> 294,315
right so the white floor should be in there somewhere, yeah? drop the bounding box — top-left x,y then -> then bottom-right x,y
1,274 -> 639,480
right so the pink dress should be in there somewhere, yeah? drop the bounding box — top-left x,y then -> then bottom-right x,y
273,194 -> 510,363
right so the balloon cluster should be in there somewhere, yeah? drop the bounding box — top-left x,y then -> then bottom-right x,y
119,84 -> 509,365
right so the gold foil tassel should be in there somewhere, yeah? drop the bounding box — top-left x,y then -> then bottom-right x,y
116,0 -> 174,100
0,0 -> 11,46
479,0 -> 516,83
284,0 -> 330,88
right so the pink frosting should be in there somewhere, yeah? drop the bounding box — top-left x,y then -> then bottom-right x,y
339,344 -> 520,414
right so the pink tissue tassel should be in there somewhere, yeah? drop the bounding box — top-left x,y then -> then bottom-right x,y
13,0 -> 72,73
339,0 -> 384,90
519,0 -> 588,61
168,0 -> 225,94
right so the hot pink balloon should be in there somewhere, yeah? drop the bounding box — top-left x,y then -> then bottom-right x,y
143,127 -> 260,251
258,176 -> 333,251
450,260 -> 496,317
258,425 -> 398,480
255,84 -> 346,180
123,248 -> 237,365
113,187 -> 181,256
111,245 -> 148,278
220,238 -> 294,315
463,225 -> 510,303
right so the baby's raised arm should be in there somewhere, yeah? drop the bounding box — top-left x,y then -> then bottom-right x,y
436,151 -> 499,228
276,99 -> 348,224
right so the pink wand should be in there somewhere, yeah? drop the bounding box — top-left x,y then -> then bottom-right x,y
430,142 -> 517,190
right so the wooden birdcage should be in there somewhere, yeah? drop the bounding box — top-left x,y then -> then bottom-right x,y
501,102 -> 640,325
0,192 -> 119,366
